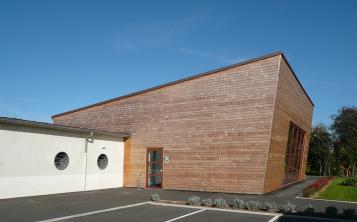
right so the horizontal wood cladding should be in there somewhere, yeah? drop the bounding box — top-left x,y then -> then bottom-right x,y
53,56 -> 281,194
263,56 -> 314,193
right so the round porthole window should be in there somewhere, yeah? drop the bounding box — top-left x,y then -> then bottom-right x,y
54,152 -> 69,170
97,154 -> 108,170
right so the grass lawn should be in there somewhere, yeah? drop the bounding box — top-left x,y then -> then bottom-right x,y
317,177 -> 357,202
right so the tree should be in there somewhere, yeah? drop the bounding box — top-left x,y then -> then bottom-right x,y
331,107 -> 357,177
307,124 -> 333,176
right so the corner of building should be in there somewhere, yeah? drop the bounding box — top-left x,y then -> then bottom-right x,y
262,54 -> 314,193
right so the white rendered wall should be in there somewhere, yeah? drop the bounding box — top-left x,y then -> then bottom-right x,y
0,126 -> 124,199
84,138 -> 124,191
0,129 -> 86,199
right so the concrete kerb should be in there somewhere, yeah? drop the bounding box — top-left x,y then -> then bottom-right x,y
296,196 -> 357,204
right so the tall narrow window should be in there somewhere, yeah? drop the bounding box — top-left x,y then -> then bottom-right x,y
283,123 -> 306,185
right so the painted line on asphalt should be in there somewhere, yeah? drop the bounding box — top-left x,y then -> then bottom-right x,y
267,214 -> 281,222
149,201 -> 279,216
36,201 -> 150,222
163,209 -> 206,222
296,196 -> 357,204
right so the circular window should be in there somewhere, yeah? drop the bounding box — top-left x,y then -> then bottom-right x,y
54,152 -> 69,170
97,154 -> 108,170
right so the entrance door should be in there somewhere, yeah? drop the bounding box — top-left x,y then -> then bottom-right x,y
146,148 -> 163,188
282,123 -> 306,185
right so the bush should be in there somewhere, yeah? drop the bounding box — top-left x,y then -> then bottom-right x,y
187,196 -> 200,206
302,187 -> 316,197
261,202 -> 277,211
280,202 -> 295,213
150,193 -> 160,201
232,198 -> 245,209
343,208 -> 356,217
302,177 -> 330,197
325,206 -> 338,217
201,198 -> 213,206
319,178 -> 329,186
341,178 -> 357,186
303,204 -> 314,215
245,201 -> 261,211
213,197 -> 228,208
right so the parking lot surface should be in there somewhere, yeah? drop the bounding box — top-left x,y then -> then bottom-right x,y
39,203 -> 276,222
0,186 -> 355,222
37,202 -> 354,222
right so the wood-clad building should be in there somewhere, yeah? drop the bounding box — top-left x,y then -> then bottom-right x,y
52,52 -> 314,194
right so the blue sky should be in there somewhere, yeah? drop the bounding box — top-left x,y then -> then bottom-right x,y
0,0 -> 356,125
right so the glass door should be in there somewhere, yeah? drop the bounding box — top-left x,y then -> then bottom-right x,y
283,123 -> 306,185
146,148 -> 163,188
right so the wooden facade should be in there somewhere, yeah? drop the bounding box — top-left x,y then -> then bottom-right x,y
263,57 -> 314,193
52,52 -> 313,194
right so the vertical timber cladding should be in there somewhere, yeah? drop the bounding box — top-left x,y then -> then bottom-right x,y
53,55 -> 282,194
123,137 -> 131,186
263,56 -> 314,193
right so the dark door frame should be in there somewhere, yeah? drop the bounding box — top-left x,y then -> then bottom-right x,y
146,147 -> 163,189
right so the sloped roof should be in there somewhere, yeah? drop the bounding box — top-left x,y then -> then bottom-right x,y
52,51 -> 313,119
0,116 -> 129,137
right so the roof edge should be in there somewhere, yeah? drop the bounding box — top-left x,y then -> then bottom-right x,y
0,116 -> 130,137
52,51 -> 284,118
280,54 -> 314,107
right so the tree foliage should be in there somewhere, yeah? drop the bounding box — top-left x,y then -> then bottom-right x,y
307,124 -> 333,175
307,106 -> 357,176
331,107 -> 357,176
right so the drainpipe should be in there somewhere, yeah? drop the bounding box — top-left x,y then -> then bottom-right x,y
84,131 -> 94,191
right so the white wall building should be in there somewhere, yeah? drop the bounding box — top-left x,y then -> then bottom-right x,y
0,117 -> 129,199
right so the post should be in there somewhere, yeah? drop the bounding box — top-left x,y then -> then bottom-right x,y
136,173 -> 141,191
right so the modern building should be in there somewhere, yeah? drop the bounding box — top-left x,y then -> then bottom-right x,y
51,51 -> 314,194
0,52 -> 313,199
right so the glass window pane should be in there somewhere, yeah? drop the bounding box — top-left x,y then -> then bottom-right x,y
148,163 -> 162,175
148,175 -> 162,187
285,127 -> 293,164
148,150 -> 161,162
